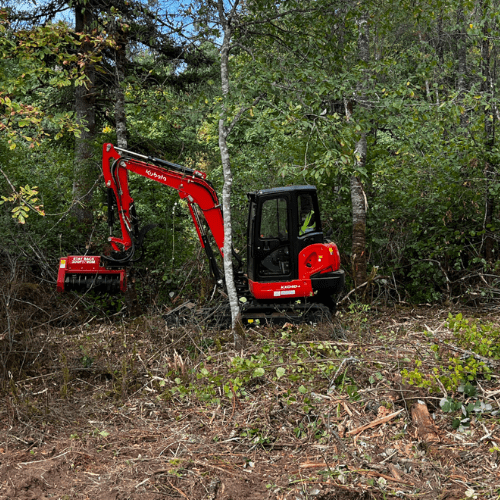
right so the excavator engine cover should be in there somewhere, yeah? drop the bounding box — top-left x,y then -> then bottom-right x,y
57,256 -> 126,293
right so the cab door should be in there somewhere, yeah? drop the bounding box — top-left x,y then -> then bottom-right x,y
296,192 -> 323,254
255,196 -> 293,281
247,199 -> 257,281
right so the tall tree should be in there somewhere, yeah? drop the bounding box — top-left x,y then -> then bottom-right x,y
480,0 -> 496,262
72,1 -> 97,225
9,0 -> 192,227
216,0 -> 244,344
349,11 -> 369,291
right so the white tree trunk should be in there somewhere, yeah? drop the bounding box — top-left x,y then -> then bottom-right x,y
350,12 -> 369,291
351,135 -> 367,289
217,1 -> 244,348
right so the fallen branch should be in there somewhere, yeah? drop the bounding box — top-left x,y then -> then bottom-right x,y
167,479 -> 189,499
338,275 -> 389,304
361,469 -> 414,486
346,409 -> 404,436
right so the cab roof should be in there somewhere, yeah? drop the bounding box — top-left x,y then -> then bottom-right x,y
247,185 -> 317,197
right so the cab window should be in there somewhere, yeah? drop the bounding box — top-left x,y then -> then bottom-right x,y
260,198 -> 288,240
298,194 -> 316,236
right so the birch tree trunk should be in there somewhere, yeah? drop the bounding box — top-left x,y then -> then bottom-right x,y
350,13 -> 369,291
217,0 -> 245,349
351,137 -> 367,290
72,2 -> 96,227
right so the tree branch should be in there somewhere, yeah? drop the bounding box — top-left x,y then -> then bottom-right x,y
224,94 -> 264,138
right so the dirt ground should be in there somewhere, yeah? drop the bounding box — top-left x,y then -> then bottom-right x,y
1,305 -> 500,499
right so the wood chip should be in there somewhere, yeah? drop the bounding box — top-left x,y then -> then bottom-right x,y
388,463 -> 402,481
299,462 -> 333,469
346,409 -> 404,436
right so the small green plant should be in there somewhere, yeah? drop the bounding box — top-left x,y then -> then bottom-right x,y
79,345 -> 94,368
92,428 -> 110,438
448,313 -> 500,359
334,373 -> 360,401
347,302 -> 370,325
368,372 -> 384,385
440,388 -> 493,431
240,428 -> 272,447
402,355 -> 491,394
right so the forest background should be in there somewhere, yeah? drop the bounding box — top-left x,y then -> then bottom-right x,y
1,0 -> 500,314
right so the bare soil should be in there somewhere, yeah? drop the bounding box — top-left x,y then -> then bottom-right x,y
1,305 -> 500,499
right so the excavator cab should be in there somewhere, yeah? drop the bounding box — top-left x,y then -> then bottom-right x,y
245,186 -> 343,306
247,186 -> 322,282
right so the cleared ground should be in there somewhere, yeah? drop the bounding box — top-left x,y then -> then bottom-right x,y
1,305 -> 500,499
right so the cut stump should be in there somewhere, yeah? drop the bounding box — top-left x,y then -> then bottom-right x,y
411,401 -> 440,443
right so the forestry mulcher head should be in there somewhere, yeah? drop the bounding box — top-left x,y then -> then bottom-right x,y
56,256 -> 126,294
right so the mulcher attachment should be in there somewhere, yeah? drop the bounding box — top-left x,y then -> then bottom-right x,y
57,256 -> 126,293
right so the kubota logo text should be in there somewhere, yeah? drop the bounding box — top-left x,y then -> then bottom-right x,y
146,170 -> 167,182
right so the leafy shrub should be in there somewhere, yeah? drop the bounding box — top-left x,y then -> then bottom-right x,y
448,313 -> 500,359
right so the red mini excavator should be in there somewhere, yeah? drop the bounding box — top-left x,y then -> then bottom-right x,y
57,144 -> 344,323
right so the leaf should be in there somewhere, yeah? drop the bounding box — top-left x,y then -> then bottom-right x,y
298,385 -> 307,394
440,398 -> 452,412
276,367 -> 286,379
463,382 -> 477,398
253,367 -> 265,377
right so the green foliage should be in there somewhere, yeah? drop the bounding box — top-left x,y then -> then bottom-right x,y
402,354 -> 491,394
401,315 -> 500,394
158,330 -> 350,405
0,10 -> 107,148
0,184 -> 44,223
448,313 -> 500,359
440,394 -> 493,431
2,0 -> 500,308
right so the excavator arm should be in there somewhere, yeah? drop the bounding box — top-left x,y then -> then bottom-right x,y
57,144 -> 226,292
102,143 -> 226,282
